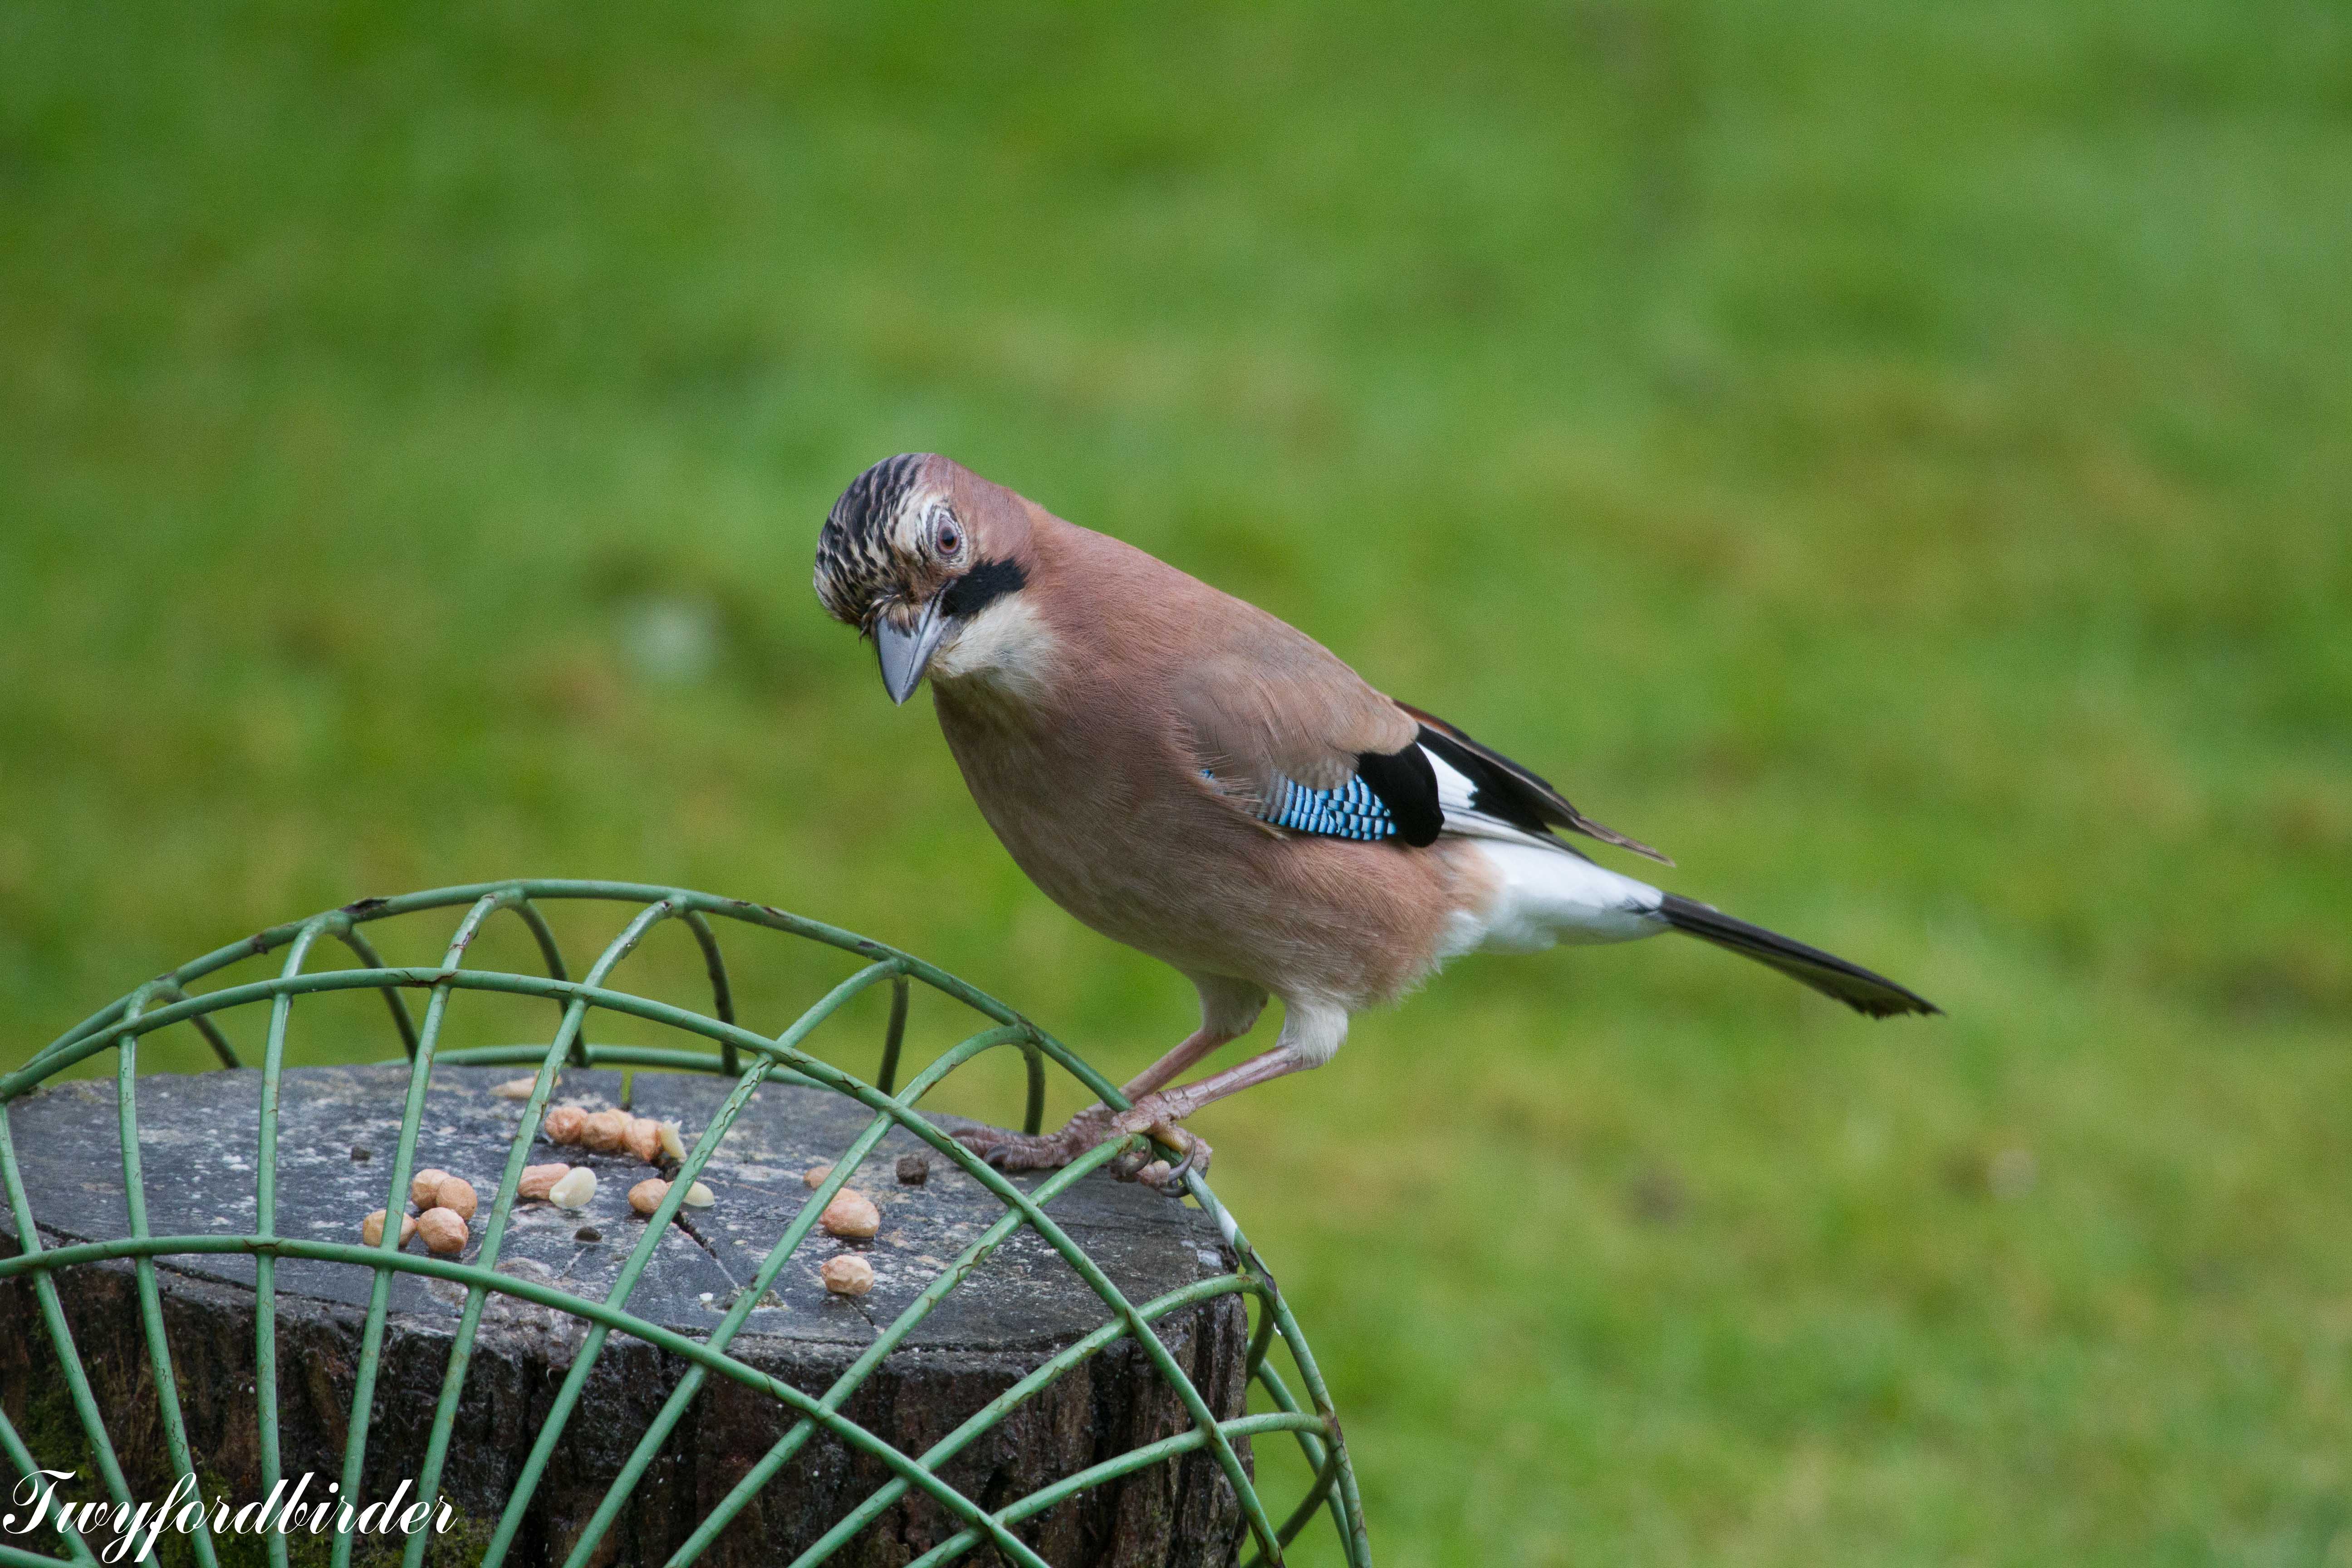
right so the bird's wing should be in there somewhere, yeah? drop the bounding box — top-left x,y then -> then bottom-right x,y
1403,703 -> 1672,864
1172,644 -> 1431,828
1170,637 -> 1669,864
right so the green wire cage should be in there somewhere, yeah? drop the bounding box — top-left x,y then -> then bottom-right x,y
0,881 -> 1370,1568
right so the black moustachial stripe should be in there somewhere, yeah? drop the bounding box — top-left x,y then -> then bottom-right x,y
1353,744 -> 1443,847
939,556 -> 1028,621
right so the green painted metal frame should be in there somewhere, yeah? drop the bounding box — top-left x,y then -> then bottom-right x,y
0,881 -> 1371,1568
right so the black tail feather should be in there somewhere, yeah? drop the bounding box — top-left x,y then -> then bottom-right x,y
1658,894 -> 1940,1018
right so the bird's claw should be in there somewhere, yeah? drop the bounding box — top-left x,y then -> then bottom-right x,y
951,1096 -> 1207,1191
1112,1095 -> 1210,1187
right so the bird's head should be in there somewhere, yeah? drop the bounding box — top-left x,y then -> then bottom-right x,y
813,453 -> 1038,704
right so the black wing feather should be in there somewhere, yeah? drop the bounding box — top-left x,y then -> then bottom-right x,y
1401,702 -> 1672,865
1352,744 -> 1444,847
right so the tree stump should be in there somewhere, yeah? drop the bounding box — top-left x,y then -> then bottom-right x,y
0,1065 -> 1252,1567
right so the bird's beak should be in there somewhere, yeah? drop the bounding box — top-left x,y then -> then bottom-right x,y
874,596 -> 947,705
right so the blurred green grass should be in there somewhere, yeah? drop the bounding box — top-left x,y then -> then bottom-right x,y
3,2 -> 2348,1562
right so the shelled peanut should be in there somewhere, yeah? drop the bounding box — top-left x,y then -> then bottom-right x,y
430,1175 -> 476,1220
519,1163 -> 570,1200
819,1190 -> 880,1240
820,1254 -> 874,1296
549,1166 -> 597,1210
540,1107 -> 686,1165
416,1207 -> 468,1255
361,1209 -> 416,1248
365,1164 -> 483,1252
529,1102 -> 710,1215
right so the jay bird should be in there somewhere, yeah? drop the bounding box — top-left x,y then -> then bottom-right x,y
814,453 -> 1937,1182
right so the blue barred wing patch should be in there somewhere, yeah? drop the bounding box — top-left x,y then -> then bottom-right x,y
1207,769 -> 1398,842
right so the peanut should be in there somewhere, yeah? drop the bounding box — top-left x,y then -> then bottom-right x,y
490,1076 -> 537,1100
629,1178 -> 669,1216
819,1254 -> 875,1296
803,1163 -> 832,1188
582,1110 -> 629,1153
519,1163 -> 570,1200
361,1209 -> 417,1248
409,1168 -> 450,1208
623,1116 -> 661,1164
682,1181 -> 715,1208
432,1175 -> 478,1220
416,1207 -> 469,1256
656,1122 -> 686,1161
818,1190 -> 880,1240
548,1166 -> 598,1210
542,1105 -> 588,1145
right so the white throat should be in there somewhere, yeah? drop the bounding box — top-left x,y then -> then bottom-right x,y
929,593 -> 1058,701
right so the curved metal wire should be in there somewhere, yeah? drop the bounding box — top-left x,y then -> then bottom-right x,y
331,921 -> 419,1058
0,881 -> 1372,1568
113,986 -> 224,1568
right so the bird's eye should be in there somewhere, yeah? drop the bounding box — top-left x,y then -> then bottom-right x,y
933,514 -> 964,557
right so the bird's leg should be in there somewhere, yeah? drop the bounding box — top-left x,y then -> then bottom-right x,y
1112,999 -> 1345,1185
952,979 -> 1279,1182
1110,1042 -> 1315,1184
1119,1019 -> 1241,1098
951,1023 -> 1236,1173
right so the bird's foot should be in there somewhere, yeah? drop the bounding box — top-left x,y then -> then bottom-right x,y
950,1095 -> 1208,1189
1110,1094 -> 1211,1186
952,1104 -> 1117,1174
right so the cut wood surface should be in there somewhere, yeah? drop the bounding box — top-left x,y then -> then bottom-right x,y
0,1064 -> 1251,1567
